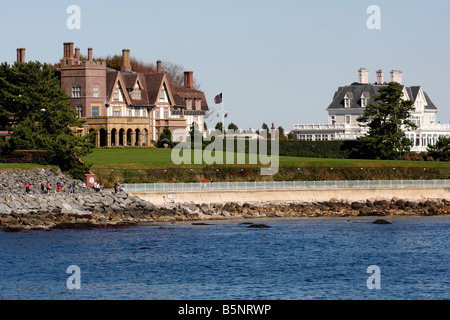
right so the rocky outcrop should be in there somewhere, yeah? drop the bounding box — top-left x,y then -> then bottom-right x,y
0,169 -> 449,232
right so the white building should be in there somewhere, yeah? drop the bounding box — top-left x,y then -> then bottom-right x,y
292,68 -> 450,152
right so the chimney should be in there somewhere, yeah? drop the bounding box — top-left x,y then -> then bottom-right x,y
184,71 -> 194,89
75,47 -> 81,60
16,48 -> 26,63
63,42 -> 74,59
156,60 -> 162,73
271,123 -> 276,141
121,49 -> 131,72
391,70 -> 403,84
376,70 -> 384,84
88,48 -> 93,61
358,68 -> 369,84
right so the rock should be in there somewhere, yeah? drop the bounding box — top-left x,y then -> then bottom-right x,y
372,219 -> 392,225
247,224 -> 271,228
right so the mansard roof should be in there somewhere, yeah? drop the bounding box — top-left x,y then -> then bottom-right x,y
327,83 -> 437,110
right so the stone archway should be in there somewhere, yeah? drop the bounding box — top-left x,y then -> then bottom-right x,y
111,128 -> 117,147
127,129 -> 133,146
99,129 -> 107,148
119,129 -> 125,146
135,129 -> 141,146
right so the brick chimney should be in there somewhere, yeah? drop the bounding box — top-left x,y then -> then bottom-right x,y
121,49 -> 131,72
88,48 -> 93,61
358,68 -> 369,84
63,42 -> 74,59
271,123 -> 276,140
376,70 -> 384,84
75,47 -> 81,60
184,71 -> 194,89
391,70 -> 402,84
16,48 -> 26,63
156,60 -> 162,73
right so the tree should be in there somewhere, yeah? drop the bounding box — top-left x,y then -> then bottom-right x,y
0,61 -> 94,177
356,82 -> 417,159
278,126 -> 287,140
188,122 -> 202,142
227,123 -> 239,132
261,123 -> 271,139
215,122 -> 223,133
427,136 -> 450,161
157,127 -> 173,148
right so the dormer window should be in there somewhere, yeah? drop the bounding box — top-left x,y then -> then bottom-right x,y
361,92 -> 370,108
132,84 -> 141,100
344,92 -> 353,108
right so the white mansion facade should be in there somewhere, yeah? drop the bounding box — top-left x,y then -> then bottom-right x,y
292,68 -> 450,152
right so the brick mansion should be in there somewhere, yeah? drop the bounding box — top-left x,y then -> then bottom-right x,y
14,42 -> 209,147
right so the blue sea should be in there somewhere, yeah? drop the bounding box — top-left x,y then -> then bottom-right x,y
0,216 -> 449,300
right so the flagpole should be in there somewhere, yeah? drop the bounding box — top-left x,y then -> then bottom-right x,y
222,100 -> 225,136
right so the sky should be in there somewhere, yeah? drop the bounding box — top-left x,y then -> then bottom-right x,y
1,0 -> 450,131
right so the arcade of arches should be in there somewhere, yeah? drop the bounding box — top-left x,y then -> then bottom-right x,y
90,127 -> 150,148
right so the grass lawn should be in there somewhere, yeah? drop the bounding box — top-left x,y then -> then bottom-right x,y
82,148 -> 450,174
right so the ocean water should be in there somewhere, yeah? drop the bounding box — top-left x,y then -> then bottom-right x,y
0,216 -> 449,300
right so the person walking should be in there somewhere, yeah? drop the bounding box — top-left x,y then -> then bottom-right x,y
0,183 -> 4,194
46,182 -> 51,194
40,182 -> 45,195
82,182 -> 86,193
26,182 -> 30,194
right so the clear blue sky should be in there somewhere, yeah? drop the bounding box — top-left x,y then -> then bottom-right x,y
1,0 -> 450,131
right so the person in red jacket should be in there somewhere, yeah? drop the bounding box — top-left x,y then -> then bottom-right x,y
26,182 -> 30,194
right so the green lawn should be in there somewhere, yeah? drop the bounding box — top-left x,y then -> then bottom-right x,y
82,148 -> 450,174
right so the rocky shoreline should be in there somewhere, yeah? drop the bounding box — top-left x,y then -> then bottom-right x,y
0,169 -> 449,232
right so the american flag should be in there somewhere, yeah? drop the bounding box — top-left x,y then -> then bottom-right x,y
214,93 -> 222,104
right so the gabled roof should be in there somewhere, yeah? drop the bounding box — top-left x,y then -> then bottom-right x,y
121,72 -> 150,106
104,69 -> 210,110
169,83 -> 209,111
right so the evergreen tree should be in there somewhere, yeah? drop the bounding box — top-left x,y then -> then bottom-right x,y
427,136 -> 450,161
356,82 -> 417,159
0,61 -> 94,177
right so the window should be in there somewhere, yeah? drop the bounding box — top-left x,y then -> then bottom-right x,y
134,108 -> 140,117
331,116 -> 336,125
429,116 -> 435,124
93,86 -> 99,98
196,99 -> 201,110
127,107 -> 132,117
164,108 -> 169,119
143,110 -> 147,118
76,106 -> 83,118
91,107 -> 99,117
113,107 -> 121,117
361,98 -> 367,108
306,135 -> 312,141
345,115 -> 351,124
72,86 -> 81,98
113,84 -> 120,100
155,108 -> 160,119
186,99 -> 192,110
132,85 -> 141,100
344,98 -> 350,108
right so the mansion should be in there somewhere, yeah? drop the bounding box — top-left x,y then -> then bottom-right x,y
292,68 -> 450,152
58,42 -> 208,147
